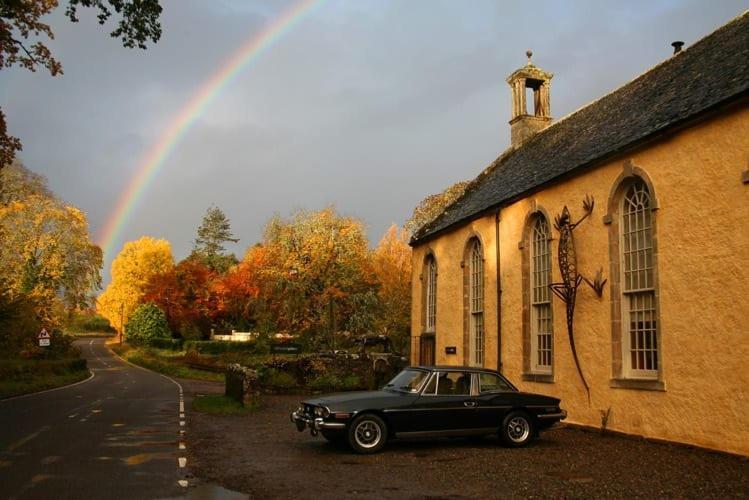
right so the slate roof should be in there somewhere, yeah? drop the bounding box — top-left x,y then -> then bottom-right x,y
412,11 -> 749,245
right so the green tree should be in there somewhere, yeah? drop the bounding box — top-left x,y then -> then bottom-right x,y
125,302 -> 170,345
0,0 -> 163,166
192,205 -> 239,273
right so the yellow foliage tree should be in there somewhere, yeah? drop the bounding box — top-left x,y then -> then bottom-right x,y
97,236 -> 173,333
0,162 -> 102,327
371,224 -> 412,351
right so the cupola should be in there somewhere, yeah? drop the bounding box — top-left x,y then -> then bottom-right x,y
507,51 -> 553,147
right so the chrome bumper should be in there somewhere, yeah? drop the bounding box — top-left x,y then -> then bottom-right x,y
290,411 -> 346,432
538,409 -> 567,420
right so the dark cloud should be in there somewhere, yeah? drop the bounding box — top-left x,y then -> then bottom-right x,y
1,0 -> 745,284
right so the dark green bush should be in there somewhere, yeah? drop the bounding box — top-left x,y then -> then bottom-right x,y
146,337 -> 183,350
125,303 -> 170,345
184,340 -> 257,355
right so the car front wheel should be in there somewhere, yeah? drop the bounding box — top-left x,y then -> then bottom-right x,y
500,410 -> 534,447
347,414 -> 387,454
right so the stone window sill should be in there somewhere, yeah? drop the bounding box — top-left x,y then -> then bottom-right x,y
522,373 -> 554,384
610,378 -> 665,391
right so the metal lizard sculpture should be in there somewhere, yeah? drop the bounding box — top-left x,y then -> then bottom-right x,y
550,195 -> 605,403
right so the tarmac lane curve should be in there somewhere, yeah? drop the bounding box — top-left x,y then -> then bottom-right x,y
0,339 -> 187,499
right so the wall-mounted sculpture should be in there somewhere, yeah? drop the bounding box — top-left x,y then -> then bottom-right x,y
550,195 -> 606,403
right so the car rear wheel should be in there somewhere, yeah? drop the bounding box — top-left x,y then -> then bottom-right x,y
347,414 -> 387,454
500,410 -> 534,447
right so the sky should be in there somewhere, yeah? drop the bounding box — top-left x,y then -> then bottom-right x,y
2,0 -> 746,286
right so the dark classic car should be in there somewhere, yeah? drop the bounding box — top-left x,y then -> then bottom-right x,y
290,366 -> 566,454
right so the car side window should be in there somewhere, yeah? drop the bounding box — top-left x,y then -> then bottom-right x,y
479,373 -> 513,393
422,373 -> 437,395
432,371 -> 471,395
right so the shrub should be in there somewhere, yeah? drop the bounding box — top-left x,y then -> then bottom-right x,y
125,303 -> 170,345
146,337 -> 183,350
261,368 -> 297,388
184,340 -> 257,355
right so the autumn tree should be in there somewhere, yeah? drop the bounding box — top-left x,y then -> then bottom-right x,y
0,161 -> 102,326
405,180 -> 470,236
210,245 -> 268,331
0,0 -> 163,166
192,205 -> 239,273
97,236 -> 172,333
142,256 -> 217,339
371,224 -> 412,352
260,207 -> 378,345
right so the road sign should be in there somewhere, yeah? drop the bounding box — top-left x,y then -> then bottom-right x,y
38,328 -> 51,347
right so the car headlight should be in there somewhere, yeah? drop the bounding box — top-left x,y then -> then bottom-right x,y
314,406 -> 330,418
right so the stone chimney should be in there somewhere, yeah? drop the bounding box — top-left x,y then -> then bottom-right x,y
507,51 -> 553,147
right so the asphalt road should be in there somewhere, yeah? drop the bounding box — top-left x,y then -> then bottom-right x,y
0,339 -> 187,499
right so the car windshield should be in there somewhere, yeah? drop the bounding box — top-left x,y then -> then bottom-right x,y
383,369 -> 429,393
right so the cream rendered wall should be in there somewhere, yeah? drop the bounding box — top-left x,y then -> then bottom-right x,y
411,102 -> 749,455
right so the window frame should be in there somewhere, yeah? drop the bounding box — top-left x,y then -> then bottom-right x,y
605,163 -> 664,391
530,216 -> 553,374
466,237 -> 485,367
619,181 -> 658,379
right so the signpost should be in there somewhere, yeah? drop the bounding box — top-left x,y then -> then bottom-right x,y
38,328 -> 51,347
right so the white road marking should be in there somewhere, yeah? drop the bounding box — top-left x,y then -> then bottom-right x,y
180,413 -> 185,419
179,402 -> 184,412
178,480 -> 188,488
179,442 -> 186,450
180,421 -> 185,427
68,414 -> 78,419
178,457 -> 187,468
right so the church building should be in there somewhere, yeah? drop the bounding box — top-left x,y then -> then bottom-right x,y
409,12 -> 749,455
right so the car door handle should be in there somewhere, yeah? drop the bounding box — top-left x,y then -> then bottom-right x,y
463,401 -> 477,408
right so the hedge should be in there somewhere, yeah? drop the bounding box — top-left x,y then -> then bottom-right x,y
0,358 -> 87,379
184,340 -> 258,355
147,337 -> 184,350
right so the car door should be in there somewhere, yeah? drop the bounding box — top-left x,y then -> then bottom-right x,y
408,370 -> 479,433
474,372 -> 515,429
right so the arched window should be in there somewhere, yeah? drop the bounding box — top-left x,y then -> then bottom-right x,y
424,255 -> 437,334
467,238 -> 484,367
620,180 -> 658,377
531,217 -> 553,373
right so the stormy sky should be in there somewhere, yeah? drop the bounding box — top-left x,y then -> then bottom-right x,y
2,0 -> 745,285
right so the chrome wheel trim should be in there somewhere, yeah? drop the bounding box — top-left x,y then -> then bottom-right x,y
507,416 -> 530,443
354,420 -> 382,449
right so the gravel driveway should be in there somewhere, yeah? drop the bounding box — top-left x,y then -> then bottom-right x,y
187,393 -> 748,499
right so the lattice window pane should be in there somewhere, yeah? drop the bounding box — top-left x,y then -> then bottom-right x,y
530,217 -> 553,372
621,180 -> 658,376
425,256 -> 437,332
469,239 -> 484,366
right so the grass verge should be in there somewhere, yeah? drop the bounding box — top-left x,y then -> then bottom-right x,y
192,394 -> 256,415
111,344 -> 224,383
0,360 -> 89,399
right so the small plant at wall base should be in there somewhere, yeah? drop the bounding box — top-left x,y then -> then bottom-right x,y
125,303 -> 171,346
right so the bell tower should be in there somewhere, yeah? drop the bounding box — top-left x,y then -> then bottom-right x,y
507,50 -> 553,147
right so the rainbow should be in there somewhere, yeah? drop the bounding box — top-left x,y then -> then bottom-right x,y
98,0 -> 325,259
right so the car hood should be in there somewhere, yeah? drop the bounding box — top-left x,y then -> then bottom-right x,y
303,390 -> 412,410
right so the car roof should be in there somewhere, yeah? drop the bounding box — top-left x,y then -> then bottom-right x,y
408,365 -> 501,374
